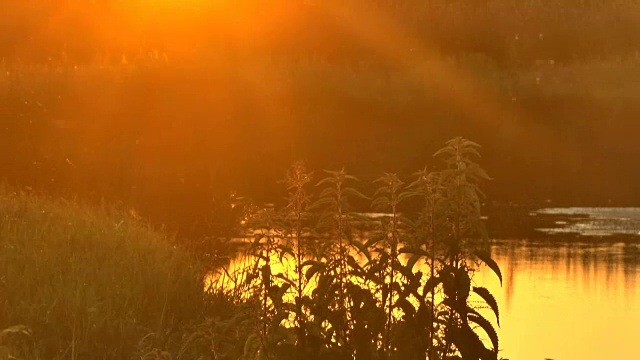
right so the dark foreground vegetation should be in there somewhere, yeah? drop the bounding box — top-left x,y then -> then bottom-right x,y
1,138 -> 503,359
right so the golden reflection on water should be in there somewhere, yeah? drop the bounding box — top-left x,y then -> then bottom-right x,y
208,239 -> 640,360
479,240 -> 640,360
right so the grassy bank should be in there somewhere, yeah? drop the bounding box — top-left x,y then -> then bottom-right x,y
0,186 -> 210,359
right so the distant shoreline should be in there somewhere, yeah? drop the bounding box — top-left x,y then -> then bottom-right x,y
485,203 -> 640,243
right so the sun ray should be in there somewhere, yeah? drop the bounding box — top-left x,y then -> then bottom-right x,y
313,0 -> 551,145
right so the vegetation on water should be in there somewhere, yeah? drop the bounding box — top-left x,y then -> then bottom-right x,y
209,137 -> 502,359
1,137 -> 501,359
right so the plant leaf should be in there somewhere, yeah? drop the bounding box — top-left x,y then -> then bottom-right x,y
405,253 -> 421,272
456,267 -> 471,303
273,273 -> 296,287
351,239 -> 372,261
473,287 -> 500,326
344,187 -> 369,200
346,255 -> 364,274
476,251 -> 502,286
422,275 -> 441,296
305,263 -> 323,281
394,298 -> 416,317
468,313 -> 499,353
398,246 -> 430,258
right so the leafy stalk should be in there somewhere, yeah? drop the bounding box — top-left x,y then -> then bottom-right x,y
434,137 -> 498,359
283,161 -> 313,349
372,173 -> 408,354
408,167 -> 442,358
313,168 -> 367,350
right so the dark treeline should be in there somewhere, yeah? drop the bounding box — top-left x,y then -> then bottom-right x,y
2,0 -> 640,239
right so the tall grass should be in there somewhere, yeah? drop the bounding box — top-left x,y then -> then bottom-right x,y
0,186 -> 207,359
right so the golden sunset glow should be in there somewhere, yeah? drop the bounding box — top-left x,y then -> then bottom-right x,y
2,1 -> 639,359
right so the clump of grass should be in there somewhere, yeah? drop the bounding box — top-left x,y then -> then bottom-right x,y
0,186 -> 207,359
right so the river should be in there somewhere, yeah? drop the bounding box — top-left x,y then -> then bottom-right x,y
480,207 -> 640,360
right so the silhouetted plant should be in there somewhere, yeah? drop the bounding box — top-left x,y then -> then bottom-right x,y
240,204 -> 296,359
432,137 -> 501,360
371,173 -> 410,353
309,168 -> 368,356
212,138 -> 502,360
281,161 -> 314,353
406,168 -> 444,358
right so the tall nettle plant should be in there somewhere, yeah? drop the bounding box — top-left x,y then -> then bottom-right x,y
217,137 -> 502,360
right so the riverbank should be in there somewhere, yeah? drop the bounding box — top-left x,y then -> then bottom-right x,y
0,187 -> 212,359
486,203 -> 640,244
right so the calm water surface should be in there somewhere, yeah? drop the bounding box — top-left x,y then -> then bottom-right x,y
481,207 -> 640,360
